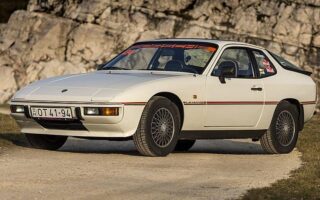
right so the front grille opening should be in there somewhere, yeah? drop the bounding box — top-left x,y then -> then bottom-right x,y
35,119 -> 87,131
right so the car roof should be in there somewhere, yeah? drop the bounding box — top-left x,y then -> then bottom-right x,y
137,38 -> 265,50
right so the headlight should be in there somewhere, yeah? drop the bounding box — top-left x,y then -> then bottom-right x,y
10,105 -> 25,113
84,107 -> 100,115
84,107 -> 119,116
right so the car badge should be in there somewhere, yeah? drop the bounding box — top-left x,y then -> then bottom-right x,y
61,89 -> 68,93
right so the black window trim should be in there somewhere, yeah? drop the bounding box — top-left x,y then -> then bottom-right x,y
267,50 -> 312,76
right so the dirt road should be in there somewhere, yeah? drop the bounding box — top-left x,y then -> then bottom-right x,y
0,138 -> 301,200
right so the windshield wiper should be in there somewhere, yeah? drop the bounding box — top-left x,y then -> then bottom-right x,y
103,66 -> 129,70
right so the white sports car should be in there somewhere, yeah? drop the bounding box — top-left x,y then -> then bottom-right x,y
10,39 -> 317,156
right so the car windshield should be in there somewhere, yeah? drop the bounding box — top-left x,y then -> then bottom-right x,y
101,42 -> 218,74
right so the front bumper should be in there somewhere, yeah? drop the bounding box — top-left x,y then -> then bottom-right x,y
10,101 -> 144,138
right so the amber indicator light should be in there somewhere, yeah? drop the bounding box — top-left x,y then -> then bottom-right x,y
101,107 -> 119,116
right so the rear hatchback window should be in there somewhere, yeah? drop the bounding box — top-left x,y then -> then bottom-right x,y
268,51 -> 312,76
268,51 -> 300,70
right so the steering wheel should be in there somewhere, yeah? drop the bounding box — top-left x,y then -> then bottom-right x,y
164,60 -> 199,74
164,60 -> 184,71
182,65 -> 199,74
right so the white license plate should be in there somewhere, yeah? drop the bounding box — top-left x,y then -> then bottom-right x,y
30,107 -> 73,119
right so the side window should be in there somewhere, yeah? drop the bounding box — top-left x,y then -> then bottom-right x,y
252,50 -> 276,77
212,48 -> 254,78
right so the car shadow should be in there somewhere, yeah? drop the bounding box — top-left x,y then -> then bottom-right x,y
1,134 -> 267,155
59,138 -> 267,155
181,139 -> 266,155
0,133 -> 28,147
60,138 -> 141,156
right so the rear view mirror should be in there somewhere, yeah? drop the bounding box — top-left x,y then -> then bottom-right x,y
185,55 -> 191,63
217,61 -> 237,84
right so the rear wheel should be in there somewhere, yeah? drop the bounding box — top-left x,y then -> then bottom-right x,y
25,134 -> 68,150
133,96 -> 181,157
175,140 -> 196,151
260,101 -> 299,154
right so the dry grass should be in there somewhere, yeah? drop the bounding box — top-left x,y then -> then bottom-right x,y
241,115 -> 320,200
0,113 -> 19,133
0,114 -> 24,147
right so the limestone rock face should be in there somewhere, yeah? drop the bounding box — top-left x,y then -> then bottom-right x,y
66,23 -> 116,67
0,67 -> 17,103
0,0 -> 319,111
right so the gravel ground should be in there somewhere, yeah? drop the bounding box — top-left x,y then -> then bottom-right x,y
0,138 -> 301,200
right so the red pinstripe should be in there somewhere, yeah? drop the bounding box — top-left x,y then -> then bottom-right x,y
183,101 -> 279,105
122,102 -> 146,105
301,101 -> 317,105
120,101 -> 316,106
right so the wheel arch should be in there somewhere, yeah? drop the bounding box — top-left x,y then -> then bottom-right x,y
280,98 -> 304,131
152,92 -> 184,128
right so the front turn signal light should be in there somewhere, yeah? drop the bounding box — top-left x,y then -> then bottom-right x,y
101,107 -> 119,116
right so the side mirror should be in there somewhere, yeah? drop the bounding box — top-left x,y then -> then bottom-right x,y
217,61 -> 237,84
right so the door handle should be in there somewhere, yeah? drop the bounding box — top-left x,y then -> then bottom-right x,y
251,87 -> 263,91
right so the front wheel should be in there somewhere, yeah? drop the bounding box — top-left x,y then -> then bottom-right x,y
25,134 -> 68,150
260,101 -> 299,154
133,96 -> 181,157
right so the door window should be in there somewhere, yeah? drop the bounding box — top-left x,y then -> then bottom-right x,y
212,48 -> 254,78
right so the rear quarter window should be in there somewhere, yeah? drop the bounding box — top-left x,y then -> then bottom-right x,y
252,50 -> 276,78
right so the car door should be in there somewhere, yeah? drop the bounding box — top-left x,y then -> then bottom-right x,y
205,47 -> 264,127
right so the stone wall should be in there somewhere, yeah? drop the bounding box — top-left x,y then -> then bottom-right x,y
0,0 -> 319,111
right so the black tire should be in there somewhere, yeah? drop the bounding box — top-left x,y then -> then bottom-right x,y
133,96 -> 181,157
260,101 -> 299,154
25,133 -> 68,150
175,140 -> 196,151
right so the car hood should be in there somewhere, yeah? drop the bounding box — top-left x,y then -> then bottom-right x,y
12,70 -> 187,102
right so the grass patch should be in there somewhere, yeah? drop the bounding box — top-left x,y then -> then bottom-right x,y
0,114 -> 20,133
0,114 -> 25,147
241,115 -> 320,200
0,104 -> 8,108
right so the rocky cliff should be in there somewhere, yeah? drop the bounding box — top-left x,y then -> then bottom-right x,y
0,0 -> 319,110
